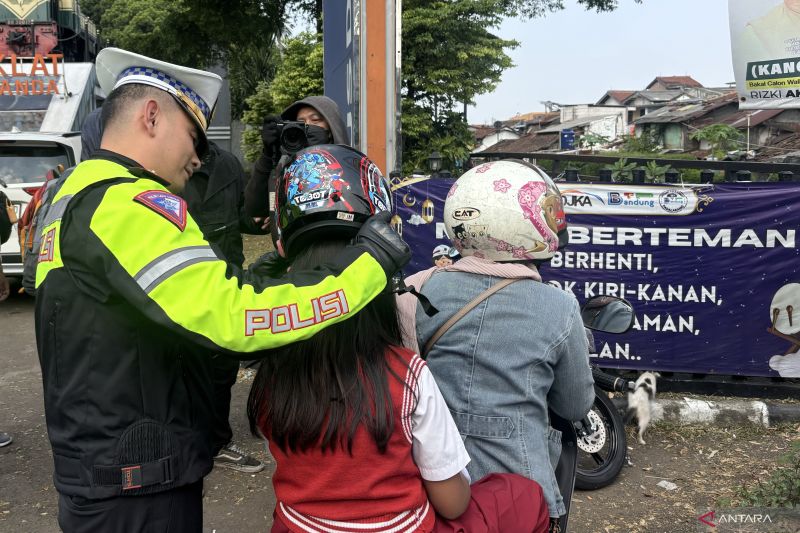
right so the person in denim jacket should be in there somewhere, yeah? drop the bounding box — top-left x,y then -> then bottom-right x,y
398,160 -> 594,524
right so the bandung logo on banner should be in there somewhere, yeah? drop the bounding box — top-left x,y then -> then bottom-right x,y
559,184 -> 711,216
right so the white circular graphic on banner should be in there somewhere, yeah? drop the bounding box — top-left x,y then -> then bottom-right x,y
658,190 -> 689,213
770,283 -> 800,335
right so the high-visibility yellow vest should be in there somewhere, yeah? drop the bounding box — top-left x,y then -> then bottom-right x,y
36,158 -> 387,353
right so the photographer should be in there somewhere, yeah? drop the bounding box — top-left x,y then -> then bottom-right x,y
243,96 -> 348,221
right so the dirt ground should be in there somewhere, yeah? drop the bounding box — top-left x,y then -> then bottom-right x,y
570,421 -> 800,532
2,279 -> 799,532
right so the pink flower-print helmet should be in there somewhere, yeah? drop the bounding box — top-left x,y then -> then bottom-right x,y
443,160 -> 567,262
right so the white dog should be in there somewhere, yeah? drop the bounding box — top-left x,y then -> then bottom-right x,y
626,372 -> 660,445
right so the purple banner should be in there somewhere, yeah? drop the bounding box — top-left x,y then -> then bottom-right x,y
394,179 -> 800,378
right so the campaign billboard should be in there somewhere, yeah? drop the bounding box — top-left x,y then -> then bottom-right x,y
729,0 -> 800,109
394,178 -> 800,378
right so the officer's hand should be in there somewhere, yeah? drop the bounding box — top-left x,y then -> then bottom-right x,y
354,211 -> 411,278
253,217 -> 270,231
249,250 -> 290,278
261,115 -> 281,158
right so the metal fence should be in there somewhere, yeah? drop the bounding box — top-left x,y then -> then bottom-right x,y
470,151 -> 800,183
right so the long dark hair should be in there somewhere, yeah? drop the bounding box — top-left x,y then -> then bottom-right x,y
247,238 -> 408,454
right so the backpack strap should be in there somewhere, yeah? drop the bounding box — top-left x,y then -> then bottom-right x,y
422,277 -> 519,359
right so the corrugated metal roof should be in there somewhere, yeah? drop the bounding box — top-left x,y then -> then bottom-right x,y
538,115 -> 620,134
634,93 -> 739,124
634,90 -> 690,103
693,109 -> 784,129
470,125 -> 499,141
481,132 -> 560,153
597,90 -> 636,105
647,76 -> 703,89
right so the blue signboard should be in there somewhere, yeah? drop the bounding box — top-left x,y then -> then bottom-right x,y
394,178 -> 800,378
560,129 -> 575,150
322,0 -> 357,144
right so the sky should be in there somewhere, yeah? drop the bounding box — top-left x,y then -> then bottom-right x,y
469,0 -> 736,124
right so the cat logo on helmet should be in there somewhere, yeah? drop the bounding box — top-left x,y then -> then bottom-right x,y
453,208 -> 481,221
444,159 -> 568,262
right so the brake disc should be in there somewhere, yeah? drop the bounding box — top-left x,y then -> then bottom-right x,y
577,409 -> 607,454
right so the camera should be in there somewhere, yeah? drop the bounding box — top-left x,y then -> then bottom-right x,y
276,121 -> 309,155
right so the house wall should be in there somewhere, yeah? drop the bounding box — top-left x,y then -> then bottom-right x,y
767,110 -> 800,133
587,115 -> 626,141
561,104 -> 625,122
700,103 -> 739,122
751,125 -> 773,148
560,105 -> 628,143
663,124 -> 684,150
600,96 -> 624,106
474,130 -> 520,152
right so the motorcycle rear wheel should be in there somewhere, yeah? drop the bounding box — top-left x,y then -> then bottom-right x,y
575,388 -> 627,490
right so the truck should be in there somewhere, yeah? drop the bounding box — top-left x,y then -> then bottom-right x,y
0,0 -> 98,61
0,0 -> 97,282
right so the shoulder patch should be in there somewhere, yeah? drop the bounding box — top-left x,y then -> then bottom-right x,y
134,190 -> 187,231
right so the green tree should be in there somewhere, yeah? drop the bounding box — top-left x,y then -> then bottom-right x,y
621,132 -> 660,153
580,132 -> 610,151
505,0 -> 641,17
78,0 -> 110,25
91,0 -> 642,159
399,0 -> 642,172
99,0 -> 215,68
226,38 -> 281,119
401,0 -> 516,172
606,158 -> 636,182
643,160 -> 671,183
241,33 -> 324,161
180,0 -> 292,116
690,124 -> 743,160
89,0 -> 291,117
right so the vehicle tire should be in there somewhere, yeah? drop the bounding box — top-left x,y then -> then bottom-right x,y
574,387 -> 627,490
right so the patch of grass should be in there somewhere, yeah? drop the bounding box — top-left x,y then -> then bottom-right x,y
720,440 -> 800,508
649,420 -> 796,441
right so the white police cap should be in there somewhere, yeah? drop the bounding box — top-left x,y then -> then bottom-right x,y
96,47 -> 222,138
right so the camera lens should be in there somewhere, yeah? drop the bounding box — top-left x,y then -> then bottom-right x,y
281,123 -> 309,154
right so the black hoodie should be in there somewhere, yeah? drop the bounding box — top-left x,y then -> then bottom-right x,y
243,95 -> 348,218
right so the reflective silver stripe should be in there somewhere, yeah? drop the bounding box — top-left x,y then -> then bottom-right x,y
42,194 -> 74,227
134,246 -> 219,293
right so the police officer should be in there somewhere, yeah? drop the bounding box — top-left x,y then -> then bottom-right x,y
35,48 -> 409,533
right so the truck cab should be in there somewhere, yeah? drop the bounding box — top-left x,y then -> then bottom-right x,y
0,130 -> 81,280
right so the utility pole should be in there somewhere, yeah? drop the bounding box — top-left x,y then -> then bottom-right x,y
746,113 -> 751,154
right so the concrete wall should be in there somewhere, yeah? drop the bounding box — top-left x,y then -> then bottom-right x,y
587,115 -> 625,141
561,104 -> 626,122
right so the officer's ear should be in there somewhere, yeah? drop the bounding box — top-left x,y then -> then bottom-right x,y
143,99 -> 161,137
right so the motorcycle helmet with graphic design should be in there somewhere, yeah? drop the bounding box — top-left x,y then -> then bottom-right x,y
432,244 -> 452,259
273,144 -> 392,258
443,159 -> 567,262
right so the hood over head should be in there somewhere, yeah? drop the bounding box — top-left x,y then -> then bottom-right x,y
281,95 -> 348,145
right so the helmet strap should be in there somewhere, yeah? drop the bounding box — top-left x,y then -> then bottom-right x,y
389,274 -> 438,317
